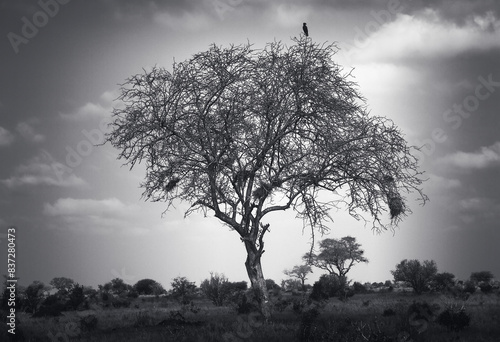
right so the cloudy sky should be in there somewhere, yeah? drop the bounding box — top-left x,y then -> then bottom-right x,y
1,0 -> 499,290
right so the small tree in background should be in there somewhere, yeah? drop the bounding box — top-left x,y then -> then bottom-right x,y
470,271 -> 494,294
431,272 -> 455,292
470,271 -> 494,285
304,236 -> 368,280
134,279 -> 165,296
281,279 -> 303,292
284,265 -> 312,291
310,274 -> 350,301
23,281 -> 49,314
171,276 -> 197,304
200,273 -> 231,306
391,259 -> 437,294
100,278 -> 133,297
66,284 -> 87,310
49,277 -> 75,296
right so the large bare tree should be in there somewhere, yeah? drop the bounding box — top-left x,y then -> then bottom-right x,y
106,37 -> 426,318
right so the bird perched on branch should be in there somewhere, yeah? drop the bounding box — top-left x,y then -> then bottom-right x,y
303,23 -> 309,37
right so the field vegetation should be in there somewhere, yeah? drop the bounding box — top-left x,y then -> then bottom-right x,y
2,275 -> 500,341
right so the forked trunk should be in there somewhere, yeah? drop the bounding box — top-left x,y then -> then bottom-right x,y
244,242 -> 271,319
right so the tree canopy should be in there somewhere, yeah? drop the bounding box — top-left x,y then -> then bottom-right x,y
106,37 -> 427,317
284,264 -> 313,290
391,259 -> 438,294
304,236 -> 368,279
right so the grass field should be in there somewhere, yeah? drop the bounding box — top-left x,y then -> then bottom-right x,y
6,291 -> 500,341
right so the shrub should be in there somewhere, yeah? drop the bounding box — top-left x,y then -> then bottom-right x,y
80,314 -> 98,331
310,274 -> 348,301
391,259 -> 438,294
352,282 -> 367,294
382,308 -> 396,317
229,290 -> 259,314
67,284 -> 87,310
298,306 -> 320,341
436,306 -> 471,331
463,280 -> 476,294
200,273 -> 231,306
281,278 -> 303,292
171,277 -> 197,305
33,295 -> 65,317
273,297 -> 292,312
127,289 -> 139,298
134,311 -> 155,328
134,278 -> 165,296
431,272 -> 455,292
112,296 -> 131,308
407,301 -> 438,334
266,279 -> 281,293
23,281 -> 47,314
479,283 -> 493,294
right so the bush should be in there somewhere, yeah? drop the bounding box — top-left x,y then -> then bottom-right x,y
200,273 -> 231,306
352,282 -> 367,294
133,311 -> 155,328
382,308 -> 396,317
310,274 -> 348,301
273,297 -> 292,312
80,314 -> 98,331
437,306 -> 471,331
229,290 -> 259,314
266,279 -> 281,293
112,296 -> 131,308
67,284 -> 87,310
479,283 -> 493,294
391,259 -> 437,294
463,280 -> 476,294
133,279 -> 165,296
23,281 -> 47,314
171,277 -> 197,305
33,295 -> 65,317
298,306 -> 320,341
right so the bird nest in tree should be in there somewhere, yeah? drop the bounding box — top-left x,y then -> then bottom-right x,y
388,194 -> 404,219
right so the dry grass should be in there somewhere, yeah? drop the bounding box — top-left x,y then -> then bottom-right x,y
10,291 -> 500,341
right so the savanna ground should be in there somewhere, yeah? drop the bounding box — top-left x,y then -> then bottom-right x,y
5,291 -> 500,342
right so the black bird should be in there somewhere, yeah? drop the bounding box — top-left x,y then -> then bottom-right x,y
303,23 -> 309,37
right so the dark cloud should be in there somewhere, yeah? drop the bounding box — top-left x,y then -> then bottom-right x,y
401,0 -> 500,25
99,0 -> 211,20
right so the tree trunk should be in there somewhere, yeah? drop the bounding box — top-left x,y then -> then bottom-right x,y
244,241 -> 271,319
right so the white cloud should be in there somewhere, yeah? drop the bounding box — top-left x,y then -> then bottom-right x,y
43,197 -> 152,235
426,174 -> 462,190
1,150 -> 86,188
350,9 -> 500,63
60,102 -> 109,121
59,90 -> 117,121
456,196 -> 500,224
0,127 -> 15,146
439,142 -> 500,170
100,89 -> 120,104
153,11 -> 212,31
273,3 -> 311,29
16,119 -> 45,143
